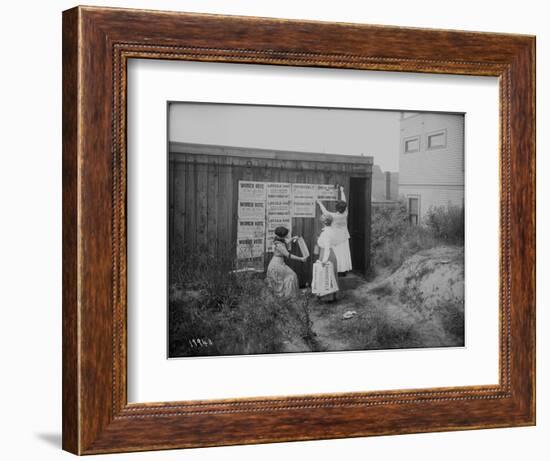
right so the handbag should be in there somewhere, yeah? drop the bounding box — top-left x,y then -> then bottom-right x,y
312,261 -> 338,296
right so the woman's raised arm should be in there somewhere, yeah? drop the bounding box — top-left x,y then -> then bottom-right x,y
340,186 -> 347,202
316,200 -> 328,214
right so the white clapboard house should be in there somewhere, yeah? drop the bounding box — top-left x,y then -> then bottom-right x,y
398,112 -> 465,224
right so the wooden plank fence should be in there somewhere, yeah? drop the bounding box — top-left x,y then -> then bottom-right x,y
169,142 -> 373,286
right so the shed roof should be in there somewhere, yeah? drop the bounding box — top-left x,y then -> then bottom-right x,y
170,142 -> 373,165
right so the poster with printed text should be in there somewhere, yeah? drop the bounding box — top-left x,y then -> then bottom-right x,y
237,237 -> 265,260
265,213 -> 292,252
237,200 -> 266,220
316,184 -> 339,201
266,183 -> 291,215
265,182 -> 292,251
237,219 -> 265,239
266,182 -> 292,201
292,183 -> 316,218
238,181 -> 266,201
266,199 -> 291,215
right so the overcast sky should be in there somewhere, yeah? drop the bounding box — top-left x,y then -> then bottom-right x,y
169,103 -> 401,172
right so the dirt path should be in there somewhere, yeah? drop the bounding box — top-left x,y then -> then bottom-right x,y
305,246 -> 465,352
309,308 -> 351,351
308,274 -> 375,351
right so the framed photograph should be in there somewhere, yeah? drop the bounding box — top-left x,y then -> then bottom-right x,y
62,6 -> 535,455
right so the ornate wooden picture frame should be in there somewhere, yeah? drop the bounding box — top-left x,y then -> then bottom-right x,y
62,5 -> 535,455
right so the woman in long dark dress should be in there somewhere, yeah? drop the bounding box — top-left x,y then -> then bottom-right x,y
266,226 -> 308,298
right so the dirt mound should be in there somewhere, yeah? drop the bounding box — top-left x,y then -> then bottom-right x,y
307,245 -> 465,352
370,246 -> 464,310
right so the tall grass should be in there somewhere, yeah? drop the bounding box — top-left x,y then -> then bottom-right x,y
169,246 -> 315,357
437,296 -> 465,344
371,201 -> 464,272
425,204 -> 465,244
333,288 -> 464,350
331,303 -> 423,350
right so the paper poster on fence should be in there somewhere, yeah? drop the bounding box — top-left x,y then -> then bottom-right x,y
266,182 -> 291,200
292,199 -> 316,218
292,183 -> 316,217
266,199 -> 291,214
265,213 -> 292,252
237,220 -> 265,239
316,184 -> 339,201
237,200 -> 266,220
238,181 -> 266,201
292,183 -> 316,199
237,237 -> 265,260
266,182 -> 291,215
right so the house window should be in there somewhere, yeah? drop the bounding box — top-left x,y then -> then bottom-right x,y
408,197 -> 419,225
427,129 -> 447,149
404,136 -> 420,153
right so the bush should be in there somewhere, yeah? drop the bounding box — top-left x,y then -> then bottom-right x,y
425,205 -> 465,244
169,243 -> 237,291
168,247 -> 315,357
371,201 -> 464,272
372,221 -> 437,271
437,296 -> 465,344
169,277 -> 315,357
371,201 -> 409,251
370,200 -> 408,271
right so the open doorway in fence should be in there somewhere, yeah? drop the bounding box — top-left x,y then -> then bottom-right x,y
167,102 -> 465,358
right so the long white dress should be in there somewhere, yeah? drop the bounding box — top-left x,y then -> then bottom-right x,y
266,241 -> 299,298
317,189 -> 353,273
317,227 -> 339,283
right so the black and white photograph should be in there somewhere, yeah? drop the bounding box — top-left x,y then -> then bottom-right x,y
2,0 -> 543,458
168,103 -> 465,358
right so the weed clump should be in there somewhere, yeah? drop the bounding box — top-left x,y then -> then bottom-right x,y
169,246 -> 315,357
371,201 -> 464,272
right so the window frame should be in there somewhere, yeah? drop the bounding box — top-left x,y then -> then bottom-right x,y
403,135 -> 421,154
426,128 -> 448,150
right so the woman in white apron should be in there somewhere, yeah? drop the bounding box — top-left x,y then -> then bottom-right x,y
316,185 -> 352,274
315,214 -> 340,302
